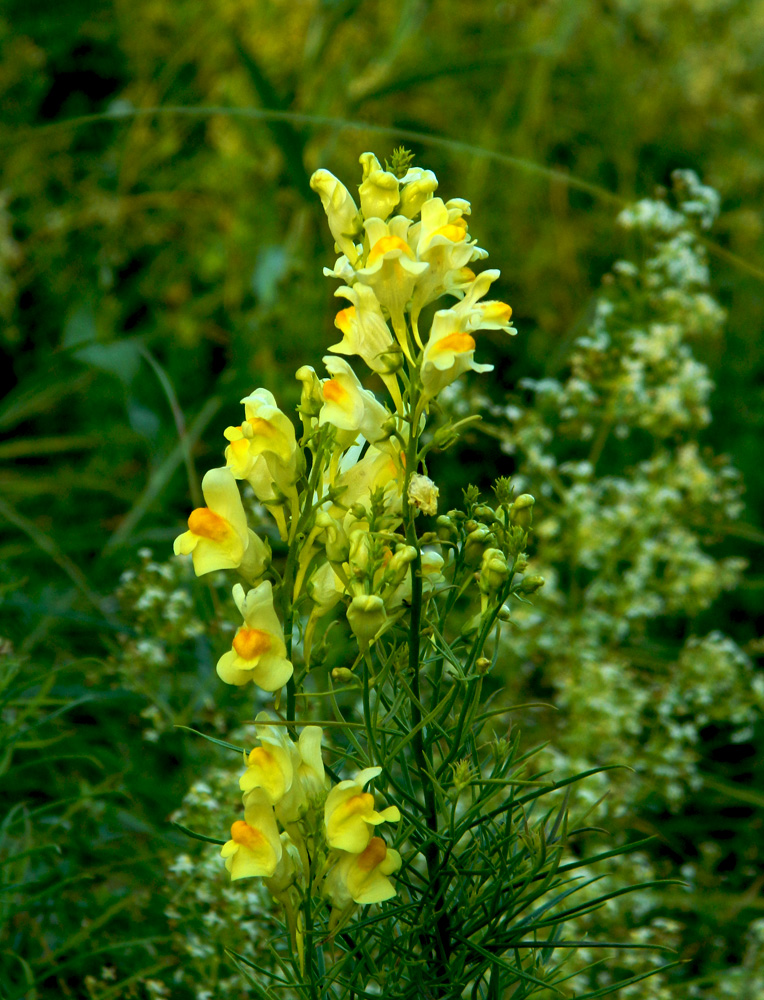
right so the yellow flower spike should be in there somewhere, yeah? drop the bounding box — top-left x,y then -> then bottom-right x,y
310,169 -> 362,263
173,467 -> 250,576
325,766 -> 400,853
220,790 -> 282,880
319,357 -> 390,447
324,837 -> 402,908
216,581 -> 293,690
358,152 -> 400,222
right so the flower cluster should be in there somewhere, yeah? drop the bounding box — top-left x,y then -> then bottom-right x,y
172,150 -> 517,691
220,714 -> 400,946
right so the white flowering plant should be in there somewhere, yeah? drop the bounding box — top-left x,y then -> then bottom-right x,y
170,149 -> 672,999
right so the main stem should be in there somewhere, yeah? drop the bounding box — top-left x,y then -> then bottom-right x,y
402,378 -> 451,983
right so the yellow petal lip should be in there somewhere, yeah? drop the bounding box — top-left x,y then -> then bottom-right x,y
322,379 -> 349,404
187,507 -> 232,542
357,836 -> 388,872
230,819 -> 266,849
432,332 -> 476,355
232,627 -> 272,661
368,235 -> 414,264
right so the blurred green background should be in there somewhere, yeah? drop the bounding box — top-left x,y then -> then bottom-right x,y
2,1 -> 763,997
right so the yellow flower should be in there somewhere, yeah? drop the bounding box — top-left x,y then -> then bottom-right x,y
310,169 -> 361,263
330,284 -> 395,375
355,216 -> 427,355
216,581 -> 293,690
358,152 -> 400,221
398,166 -> 438,218
220,790 -> 282,880
277,724 -> 327,824
224,388 -> 301,499
173,467 -> 250,575
324,766 -> 400,853
329,445 -> 403,525
239,713 -> 296,805
320,356 -> 390,447
420,313 -> 493,400
324,837 -> 402,907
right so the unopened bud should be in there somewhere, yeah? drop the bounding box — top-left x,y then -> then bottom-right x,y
331,667 -> 356,683
349,502 -> 368,521
295,365 -> 323,418
497,604 -> 512,622
347,594 -> 387,645
509,494 -> 535,530
463,526 -> 493,567
514,552 -> 529,574
473,504 -> 496,524
436,515 -> 457,542
519,574 -> 545,595
479,548 -> 509,593
475,656 -> 492,675
451,758 -> 472,792
376,348 -> 405,375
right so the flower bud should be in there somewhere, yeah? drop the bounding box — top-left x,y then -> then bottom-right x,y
348,531 -> 374,577
473,504 -> 496,524
509,494 -> 535,530
383,544 -> 417,586
347,595 -> 387,645
463,526 -> 493,567
331,667 -> 356,683
375,347 -> 405,375
519,574 -> 545,595
296,365 -> 323,418
514,552 -> 529,574
475,656 -> 492,675
479,548 -> 509,594
399,168 -> 438,218
436,515 -> 457,543
497,604 -> 512,622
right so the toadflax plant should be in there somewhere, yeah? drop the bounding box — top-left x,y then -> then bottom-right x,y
170,150 -> 669,1000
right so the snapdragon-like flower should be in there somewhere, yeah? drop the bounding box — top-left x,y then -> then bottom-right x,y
310,169 -> 361,263
239,715 -> 296,804
319,356 -> 390,447
330,284 -> 396,375
216,581 -> 293,690
224,388 -> 300,498
220,789 -> 282,880
324,766 -> 400,852
325,836 -> 402,908
420,270 -> 514,400
358,152 -> 400,221
356,216 -> 428,355
174,467 -> 253,575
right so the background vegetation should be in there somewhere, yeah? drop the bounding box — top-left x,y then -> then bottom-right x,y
1,0 -> 763,997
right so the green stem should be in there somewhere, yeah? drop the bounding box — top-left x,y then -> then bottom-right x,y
402,374 -> 452,985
